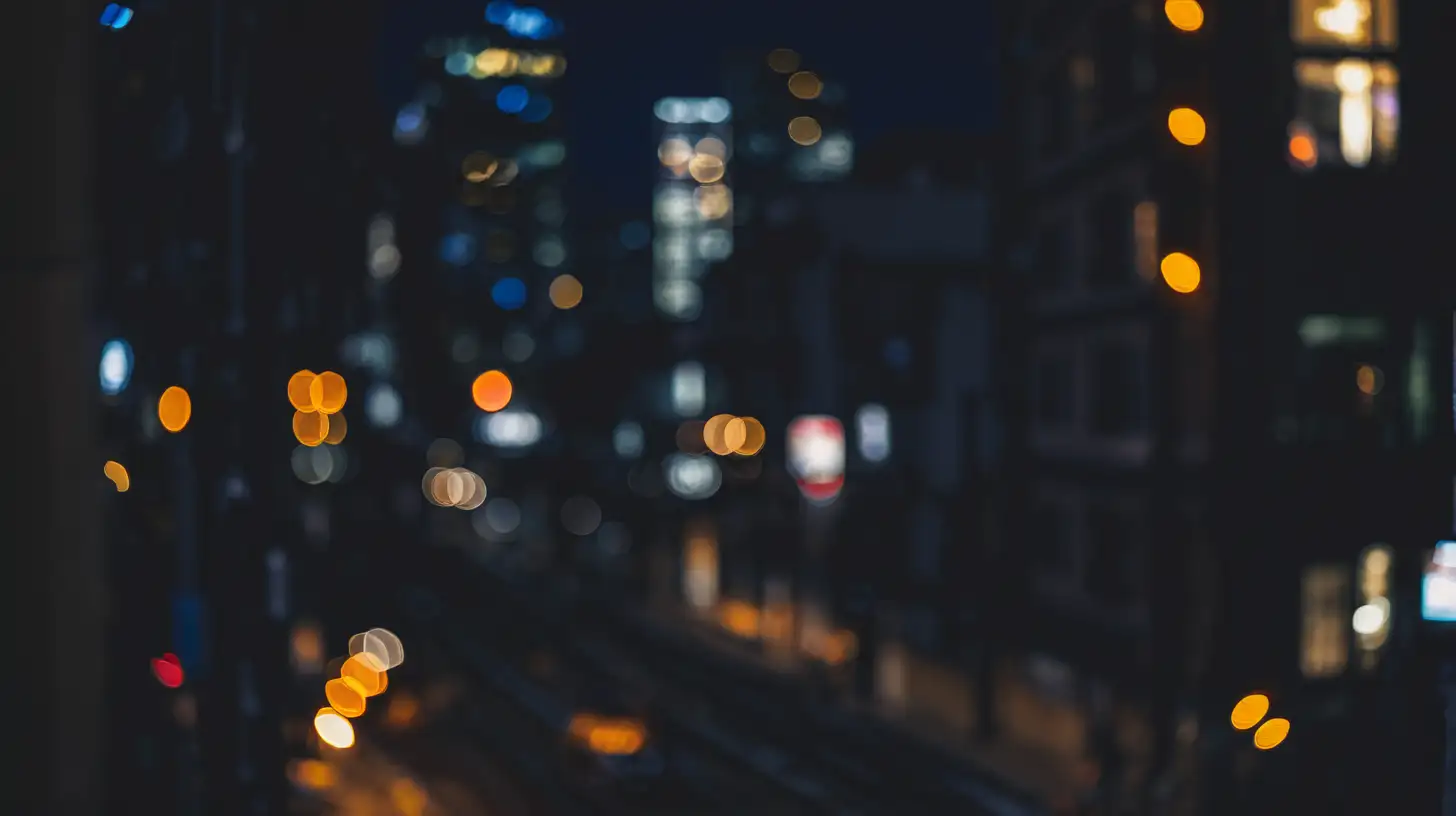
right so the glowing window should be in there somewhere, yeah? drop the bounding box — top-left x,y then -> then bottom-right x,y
1300,564 -> 1350,677
1292,59 -> 1398,169
1291,0 -> 1397,49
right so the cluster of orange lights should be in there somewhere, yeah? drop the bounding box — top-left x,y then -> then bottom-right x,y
1230,693 -> 1291,750
701,414 -> 766,457
421,467 -> 487,510
313,628 -> 406,750
288,370 -> 349,447
1156,4 -> 1208,296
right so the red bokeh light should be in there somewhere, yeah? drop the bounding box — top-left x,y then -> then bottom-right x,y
152,653 -> 184,688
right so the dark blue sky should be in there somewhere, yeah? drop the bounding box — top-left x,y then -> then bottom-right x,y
380,0 -> 997,210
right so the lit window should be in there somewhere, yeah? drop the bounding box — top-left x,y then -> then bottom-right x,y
1291,0 -> 1397,48
1292,59 -> 1398,168
1300,564 -> 1350,678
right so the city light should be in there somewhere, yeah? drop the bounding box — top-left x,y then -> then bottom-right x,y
1230,693 -> 1269,730
99,4 -> 134,29
788,116 -> 823,146
99,338 -> 133,395
478,409 -> 543,448
767,48 -> 801,74
152,653 -> 184,688
472,370 -> 513,412
787,416 -> 846,503
664,453 -> 722,500
492,277 -> 527,310
364,383 -> 402,428
1160,252 -> 1202,293
614,421 -> 645,458
1167,107 -> 1207,146
856,404 -> 891,463
314,707 -> 356,750
103,460 -> 131,492
787,71 -> 823,100
1164,0 -> 1204,31
1252,718 -> 1291,750
158,386 -> 192,433
671,362 -> 706,417
654,97 -> 732,125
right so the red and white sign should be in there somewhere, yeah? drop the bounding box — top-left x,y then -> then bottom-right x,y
787,415 -> 845,503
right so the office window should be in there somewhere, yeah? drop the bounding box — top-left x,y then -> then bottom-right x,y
1088,190 -> 1135,287
1291,0 -> 1397,49
1036,222 -> 1075,291
1034,353 -> 1075,429
1085,505 -> 1137,607
1292,59 -> 1399,168
1300,564 -> 1350,678
1090,342 -> 1146,435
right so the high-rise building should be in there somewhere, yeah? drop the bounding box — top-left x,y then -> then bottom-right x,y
995,0 -> 1456,810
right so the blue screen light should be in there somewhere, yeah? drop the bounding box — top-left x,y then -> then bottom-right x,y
491,277 -> 527,310
519,95 -> 553,123
100,4 -> 133,29
496,85 -> 529,114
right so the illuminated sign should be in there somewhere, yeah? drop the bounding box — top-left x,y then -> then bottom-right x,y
1425,542 -> 1456,622
787,416 -> 845,503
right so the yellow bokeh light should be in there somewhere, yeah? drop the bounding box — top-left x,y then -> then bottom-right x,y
549,274 -> 583,309
1253,717 -> 1290,750
288,370 -> 318,412
314,707 -> 356,749
1164,0 -> 1205,31
472,370 -> 513,412
462,151 -> 499,183
658,138 -> 692,168
1230,693 -> 1270,730
733,417 -> 766,455
293,410 -> 330,447
288,758 -> 337,791
310,371 -> 347,414
323,412 -> 348,445
475,48 -> 518,76
695,184 -> 732,220
1289,131 -> 1317,168
341,654 -> 388,697
158,386 -> 192,433
1356,364 -> 1382,396
703,414 -> 736,456
688,153 -> 726,184
324,677 -> 367,718
1167,107 -> 1207,146
787,71 -> 823,100
767,48 -> 801,74
788,116 -> 822,146
103,460 -> 131,492
694,136 -> 727,159
723,417 -> 748,453
1160,252 -> 1202,294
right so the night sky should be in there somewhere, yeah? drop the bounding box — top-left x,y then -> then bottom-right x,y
379,0 -> 997,211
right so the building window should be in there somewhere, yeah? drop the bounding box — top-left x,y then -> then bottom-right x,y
1300,564 -> 1350,678
1292,59 -> 1398,168
1088,189 -> 1135,287
1034,353 -> 1075,429
1037,222 -> 1075,291
1291,0 -> 1397,49
1085,505 -> 1137,607
1090,342 -> 1146,435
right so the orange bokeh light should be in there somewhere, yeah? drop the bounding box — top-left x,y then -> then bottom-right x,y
472,370 -> 513,412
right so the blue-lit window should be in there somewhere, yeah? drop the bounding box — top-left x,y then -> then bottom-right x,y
99,4 -> 134,29
496,85 -> 529,114
491,277 -> 527,310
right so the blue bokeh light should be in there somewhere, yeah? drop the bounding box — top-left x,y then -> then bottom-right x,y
444,51 -> 473,76
491,277 -> 527,310
439,233 -> 477,266
395,103 -> 425,134
484,1 -> 515,24
496,85 -> 529,114
519,95 -> 553,123
100,4 -> 134,29
99,338 -> 134,395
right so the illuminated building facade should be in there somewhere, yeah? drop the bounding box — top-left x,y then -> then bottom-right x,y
996,0 -> 1456,811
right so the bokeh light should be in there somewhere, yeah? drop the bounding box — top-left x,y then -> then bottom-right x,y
788,116 -> 822,146
310,371 -> 347,414
492,277 -> 527,310
766,48 -> 800,74
472,370 -> 513,412
734,417 -> 766,455
158,386 -> 192,433
325,677 -> 367,718
349,628 -> 405,671
1230,693 -> 1269,730
1253,717 -> 1290,750
560,496 -> 602,536
688,153 -> 726,184
1160,252 -> 1202,293
1164,0 -> 1204,31
787,71 -> 823,100
288,370 -> 318,412
99,338 -> 134,395
152,653 -> 184,688
293,410 -> 330,447
104,460 -> 131,492
703,414 -> 735,456
1167,107 -> 1207,146
341,654 -> 388,697
549,274 -> 583,309
323,412 -> 348,445
314,707 -> 356,749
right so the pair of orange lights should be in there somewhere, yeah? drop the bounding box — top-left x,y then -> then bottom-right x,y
1230,693 -> 1291,750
